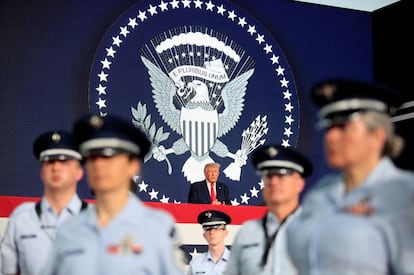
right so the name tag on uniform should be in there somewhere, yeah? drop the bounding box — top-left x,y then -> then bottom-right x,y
20,234 -> 37,239
62,248 -> 85,256
241,243 -> 259,249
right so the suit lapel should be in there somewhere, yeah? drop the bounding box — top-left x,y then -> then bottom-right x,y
203,181 -> 212,203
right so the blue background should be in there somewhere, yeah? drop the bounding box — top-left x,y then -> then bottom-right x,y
0,0 -> 410,201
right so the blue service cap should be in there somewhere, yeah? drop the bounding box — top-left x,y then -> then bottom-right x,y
33,130 -> 82,162
311,79 -> 404,129
252,144 -> 312,177
72,114 -> 151,160
197,210 -> 231,230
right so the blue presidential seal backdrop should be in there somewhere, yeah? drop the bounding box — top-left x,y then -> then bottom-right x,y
0,0 -> 379,200
88,0 -> 301,205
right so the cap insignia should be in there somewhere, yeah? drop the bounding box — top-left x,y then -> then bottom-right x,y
51,133 -> 61,143
267,146 -> 278,158
318,84 -> 336,100
89,115 -> 103,129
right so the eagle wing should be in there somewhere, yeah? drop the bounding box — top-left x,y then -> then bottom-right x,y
141,56 -> 181,133
218,69 -> 254,137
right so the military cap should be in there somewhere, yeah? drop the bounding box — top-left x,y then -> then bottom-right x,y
72,114 -> 151,159
311,79 -> 404,128
197,210 -> 231,230
33,130 -> 82,162
252,144 -> 312,177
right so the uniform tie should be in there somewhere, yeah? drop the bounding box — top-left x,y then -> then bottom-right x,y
210,182 -> 216,202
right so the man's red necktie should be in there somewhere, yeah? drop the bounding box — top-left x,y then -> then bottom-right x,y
210,182 -> 216,202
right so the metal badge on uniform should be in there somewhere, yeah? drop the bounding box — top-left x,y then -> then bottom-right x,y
106,234 -> 143,255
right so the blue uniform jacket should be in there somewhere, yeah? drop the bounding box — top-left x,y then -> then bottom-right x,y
286,157 -> 414,275
41,194 -> 185,275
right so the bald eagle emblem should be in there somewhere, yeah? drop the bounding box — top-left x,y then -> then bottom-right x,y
133,29 -> 267,183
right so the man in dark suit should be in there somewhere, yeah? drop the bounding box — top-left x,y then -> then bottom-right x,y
188,163 -> 231,205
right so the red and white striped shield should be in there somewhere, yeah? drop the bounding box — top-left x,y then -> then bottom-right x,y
180,106 -> 218,157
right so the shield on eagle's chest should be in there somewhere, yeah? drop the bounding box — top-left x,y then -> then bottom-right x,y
180,106 -> 219,157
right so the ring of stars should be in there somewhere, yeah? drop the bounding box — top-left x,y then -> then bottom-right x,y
94,0 -> 298,205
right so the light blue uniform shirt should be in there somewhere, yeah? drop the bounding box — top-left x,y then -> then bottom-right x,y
0,194 -> 85,275
286,157 -> 414,275
188,247 -> 230,275
41,193 -> 184,275
225,209 -> 300,275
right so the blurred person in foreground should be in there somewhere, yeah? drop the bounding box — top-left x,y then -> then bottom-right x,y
41,114 -> 185,275
187,210 -> 231,275
286,79 -> 414,274
1,130 -> 86,275
225,144 -> 312,275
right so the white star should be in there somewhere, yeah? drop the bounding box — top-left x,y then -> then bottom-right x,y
160,195 -> 170,203
275,65 -> 285,76
228,10 -> 237,21
256,34 -> 265,44
147,4 -> 158,15
96,84 -> 107,95
240,193 -> 250,204
270,54 -> 279,64
280,77 -> 289,88
97,71 -> 108,82
96,98 -> 106,109
189,248 -> 201,259
138,180 -> 148,192
137,10 -> 147,21
173,200 -> 181,204
120,26 -> 129,37
247,25 -> 256,35
230,199 -> 240,206
170,0 -> 180,9
284,127 -> 293,137
285,102 -> 294,112
182,0 -> 191,8
112,36 -> 122,47
194,0 -> 203,8
105,46 -> 116,57
159,1 -> 169,11
217,4 -> 226,15
283,89 -> 292,100
205,0 -> 215,11
238,17 -> 246,27
101,58 -> 111,70
128,17 -> 138,28
250,186 -> 260,198
281,139 -> 291,147
285,115 -> 294,125
263,43 -> 272,54
99,111 -> 107,117
258,180 -> 264,190
149,188 -> 159,200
